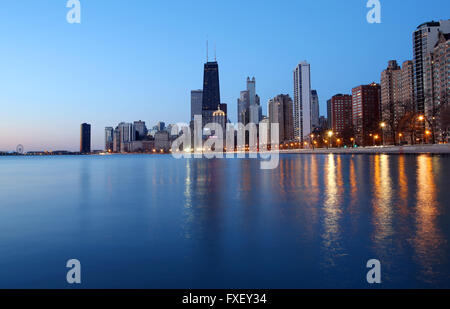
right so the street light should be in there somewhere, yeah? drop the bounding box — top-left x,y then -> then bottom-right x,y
380,122 -> 386,146
327,131 -> 333,148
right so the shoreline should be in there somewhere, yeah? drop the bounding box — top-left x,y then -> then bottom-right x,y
277,144 -> 450,155
2,144 -> 450,157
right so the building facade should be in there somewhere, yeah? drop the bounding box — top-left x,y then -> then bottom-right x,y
327,99 -> 332,129
133,120 -> 148,140
311,90 -> 319,129
331,94 -> 353,136
268,94 -> 294,143
424,32 -> 450,140
237,77 -> 261,125
105,127 -> 114,152
190,90 -> 203,121
80,123 -> 91,154
381,60 -> 402,144
293,61 -> 312,142
413,20 -> 450,115
352,83 -> 381,146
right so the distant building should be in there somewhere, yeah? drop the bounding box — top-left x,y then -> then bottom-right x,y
156,121 -> 165,132
237,77 -> 261,125
380,60 -> 415,144
319,116 -> 328,130
113,126 -> 121,152
268,94 -> 294,143
237,90 -> 250,124
219,103 -> 228,122
80,123 -> 91,154
105,127 -> 114,152
381,60 -> 402,144
134,121 -> 148,140
311,90 -> 320,128
327,99 -> 332,129
155,131 -> 171,152
352,83 -> 381,146
413,20 -> 450,115
191,89 -> 203,121
202,61 -> 221,127
212,105 -> 226,139
401,60 -> 415,111
330,94 -> 353,136
293,61 -> 312,142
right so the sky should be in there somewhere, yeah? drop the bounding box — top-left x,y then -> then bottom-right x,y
0,0 -> 449,151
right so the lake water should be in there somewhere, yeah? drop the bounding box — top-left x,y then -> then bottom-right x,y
0,154 -> 449,288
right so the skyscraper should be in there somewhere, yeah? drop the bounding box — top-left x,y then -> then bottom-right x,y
311,90 -> 320,129
293,61 -> 312,142
237,77 -> 261,125
413,20 -> 450,114
105,127 -> 114,152
202,61 -> 221,126
381,60 -> 402,144
80,123 -> 91,154
191,90 -> 203,121
268,94 -> 294,143
352,83 -> 381,146
237,90 -> 250,124
327,99 -> 332,129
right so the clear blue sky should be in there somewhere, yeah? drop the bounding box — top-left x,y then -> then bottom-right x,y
0,0 -> 449,151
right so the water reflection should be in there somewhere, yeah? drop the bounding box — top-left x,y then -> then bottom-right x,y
321,154 -> 344,268
413,155 -> 444,283
372,155 -> 394,253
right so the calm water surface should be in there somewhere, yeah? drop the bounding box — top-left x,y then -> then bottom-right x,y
0,154 -> 449,288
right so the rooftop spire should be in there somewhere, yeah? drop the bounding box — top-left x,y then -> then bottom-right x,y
206,38 -> 209,62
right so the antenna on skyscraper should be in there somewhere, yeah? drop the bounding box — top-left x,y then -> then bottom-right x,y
214,42 -> 217,62
206,37 -> 209,62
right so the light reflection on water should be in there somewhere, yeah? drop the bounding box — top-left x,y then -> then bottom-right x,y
0,154 -> 448,288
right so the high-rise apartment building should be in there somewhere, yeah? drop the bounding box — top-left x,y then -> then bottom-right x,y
327,99 -> 332,129
293,61 -> 312,142
191,90 -> 203,121
80,123 -> 91,154
352,83 -> 381,146
401,60 -> 415,111
381,60 -> 402,144
268,94 -> 294,143
311,90 -> 319,129
413,20 -> 450,115
424,32 -> 450,138
330,94 -> 353,136
105,127 -> 114,152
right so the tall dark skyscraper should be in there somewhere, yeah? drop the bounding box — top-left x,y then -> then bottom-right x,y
80,123 -> 91,153
202,61 -> 221,125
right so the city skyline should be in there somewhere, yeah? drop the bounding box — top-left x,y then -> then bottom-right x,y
1,1 -> 449,151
